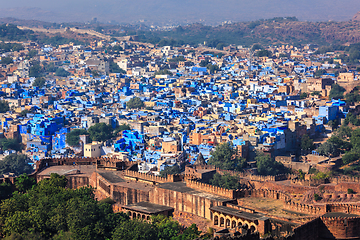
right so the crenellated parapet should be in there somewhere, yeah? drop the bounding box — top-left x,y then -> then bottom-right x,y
284,201 -> 325,215
185,179 -> 238,199
249,189 -> 291,201
320,215 -> 360,239
330,176 -> 360,184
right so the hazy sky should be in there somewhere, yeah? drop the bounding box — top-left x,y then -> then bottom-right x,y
1,0 -> 360,25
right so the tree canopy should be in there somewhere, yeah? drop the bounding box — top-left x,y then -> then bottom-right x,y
0,138 -> 22,151
0,173 -> 201,240
345,87 -> 360,104
329,84 -> 346,100
88,123 -> 113,142
66,129 -> 88,146
32,77 -> 46,88
159,164 -> 182,177
55,68 -> 71,77
0,57 -> 13,65
207,142 -> 247,171
209,173 -> 244,190
114,124 -> 131,135
344,112 -> 360,126
109,60 -> 126,74
29,63 -> 43,78
126,97 -> 145,109
301,134 -> 315,152
0,100 -> 9,113
255,151 -> 288,176
0,154 -> 33,176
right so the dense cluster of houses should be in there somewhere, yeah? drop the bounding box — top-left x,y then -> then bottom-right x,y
0,38 -> 357,174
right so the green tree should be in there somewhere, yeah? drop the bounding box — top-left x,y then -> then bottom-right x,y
0,173 -> 201,239
114,124 -> 131,135
300,92 -> 308,99
207,142 -> 247,171
256,49 -> 272,57
32,77 -> 46,88
327,119 -> 339,131
252,44 -> 262,50
154,69 -> 172,76
43,62 -> 58,73
91,70 -> 100,77
168,56 -> 185,62
126,97 -> 145,109
109,61 -> 126,74
151,215 -> 181,240
199,60 -> 210,67
334,125 -> 352,139
316,141 -> 340,157
0,100 -> 10,113
329,84 -> 346,100
0,57 -> 13,65
206,64 -> 220,73
55,68 -> 71,77
311,91 -> 321,96
301,134 -> 315,152
342,151 -> 360,165
255,151 -> 287,175
344,112 -> 360,126
27,50 -> 38,59
0,138 -> 22,151
314,69 -> 326,77
350,128 -> 360,149
314,193 -> 320,201
345,87 -> 360,104
216,43 -> 225,50
29,64 -> 43,78
209,173 -> 244,190
88,123 -> 113,142
0,154 -> 33,176
66,129 -> 88,146
20,109 -> 30,117
159,164 -> 181,177
0,181 -> 13,200
0,173 -> 128,239
112,219 -> 156,240
174,224 -> 201,240
15,173 -> 36,193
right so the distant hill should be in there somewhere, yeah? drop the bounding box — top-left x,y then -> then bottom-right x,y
2,17 -> 360,47
135,18 -> 360,47
353,12 -> 360,21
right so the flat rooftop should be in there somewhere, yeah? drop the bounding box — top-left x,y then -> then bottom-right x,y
123,202 -> 174,214
97,171 -> 155,192
37,165 -> 96,177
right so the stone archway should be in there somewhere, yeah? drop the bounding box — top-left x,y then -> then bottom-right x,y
226,218 -> 231,228
242,223 -> 248,230
250,225 -> 256,233
214,215 -> 219,226
220,217 -> 224,227
231,220 -> 237,228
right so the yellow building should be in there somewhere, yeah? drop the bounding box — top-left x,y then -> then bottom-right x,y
84,142 -> 102,158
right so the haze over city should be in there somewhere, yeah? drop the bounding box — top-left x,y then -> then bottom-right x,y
1,0 -> 360,25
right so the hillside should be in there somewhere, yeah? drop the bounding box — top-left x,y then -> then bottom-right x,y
134,18 -> 360,47
2,17 -> 360,47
